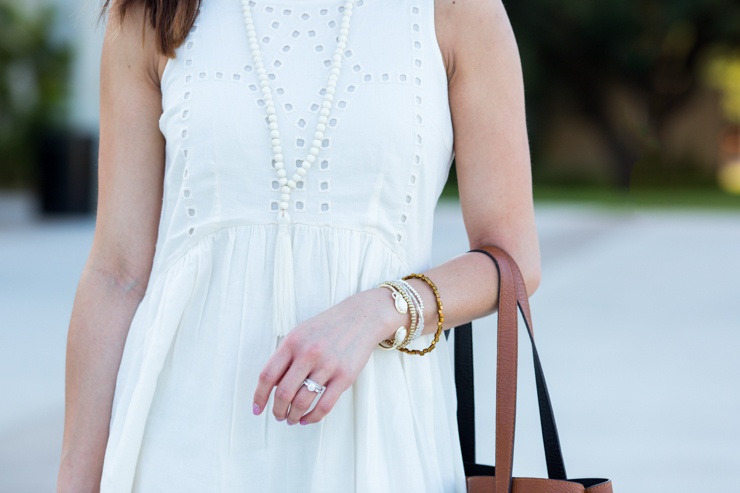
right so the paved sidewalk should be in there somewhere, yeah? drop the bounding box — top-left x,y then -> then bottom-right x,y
1,202 -> 738,492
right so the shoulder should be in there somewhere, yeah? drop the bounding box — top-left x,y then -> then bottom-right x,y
433,0 -> 516,81
102,0 -> 169,88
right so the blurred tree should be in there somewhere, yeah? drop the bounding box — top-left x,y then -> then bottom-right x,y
505,0 -> 740,187
0,0 -> 71,188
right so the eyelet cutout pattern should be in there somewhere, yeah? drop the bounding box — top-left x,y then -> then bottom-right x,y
183,189 -> 192,199
294,199 -> 306,212
399,73 -> 408,83
296,137 -> 305,147
270,200 -> 280,212
319,179 -> 330,192
363,73 -> 372,83
185,75 -> 192,83
319,159 -> 330,170
381,73 -> 390,82
319,201 -> 331,213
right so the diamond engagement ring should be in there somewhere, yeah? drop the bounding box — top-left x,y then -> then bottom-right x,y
302,378 -> 325,393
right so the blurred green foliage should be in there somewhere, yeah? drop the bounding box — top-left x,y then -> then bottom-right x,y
0,1 -> 72,188
503,0 -> 740,188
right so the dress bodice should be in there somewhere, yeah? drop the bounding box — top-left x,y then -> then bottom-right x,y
154,0 -> 454,276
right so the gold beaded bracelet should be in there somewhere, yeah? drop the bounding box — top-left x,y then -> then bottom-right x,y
396,273 -> 444,356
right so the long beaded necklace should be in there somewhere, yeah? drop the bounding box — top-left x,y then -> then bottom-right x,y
239,0 -> 355,337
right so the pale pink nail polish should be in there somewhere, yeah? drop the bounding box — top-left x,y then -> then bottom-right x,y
252,404 -> 260,415
286,420 -> 295,426
300,419 -> 307,425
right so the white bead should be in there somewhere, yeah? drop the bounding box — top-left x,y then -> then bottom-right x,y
262,87 -> 271,95
281,186 -> 290,194
264,93 -> 273,100
310,147 -> 320,156
322,101 -> 332,109
251,49 -> 260,57
306,154 -> 316,163
270,130 -> 280,138
302,161 -> 311,170
332,61 -> 341,69
338,35 -> 347,42
274,154 -> 283,161
278,177 -> 288,185
274,161 -> 284,170
292,174 -> 301,182
312,139 -> 322,148
288,180 -> 296,188
281,193 -> 290,202
320,108 -> 330,116
344,9 -> 353,17
250,43 -> 258,51
331,66 -> 340,74
296,168 -> 307,176
324,94 -> 334,102
337,41 -> 346,50
271,138 -> 280,146
260,80 -> 269,88
279,201 -> 289,210
265,100 -> 274,107
316,123 -> 326,132
248,37 -> 257,44
319,116 -> 328,124
268,115 -> 277,122
266,107 -> 276,115
315,131 -> 324,139
255,61 -> 264,69
269,122 -> 278,130
328,74 -> 338,82
277,169 -> 287,177
341,22 -> 350,29
334,47 -> 343,55
327,80 -> 337,88
273,145 -> 281,153
340,28 -> 349,36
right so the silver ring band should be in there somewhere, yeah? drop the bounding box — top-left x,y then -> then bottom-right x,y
302,378 -> 325,394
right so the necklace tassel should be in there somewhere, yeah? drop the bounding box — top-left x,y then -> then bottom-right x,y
273,212 -> 298,338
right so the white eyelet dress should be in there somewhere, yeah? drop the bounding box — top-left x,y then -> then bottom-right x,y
100,0 -> 465,491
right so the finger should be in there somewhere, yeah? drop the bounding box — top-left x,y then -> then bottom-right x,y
286,373 -> 330,425
271,363 -> 311,422
299,381 -> 346,425
253,348 -> 292,416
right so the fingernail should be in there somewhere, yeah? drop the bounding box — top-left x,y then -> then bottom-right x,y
252,404 -> 260,415
300,419 -> 307,425
286,420 -> 295,426
276,417 -> 285,422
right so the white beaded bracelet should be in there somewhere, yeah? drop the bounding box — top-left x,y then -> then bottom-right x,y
397,279 -> 424,342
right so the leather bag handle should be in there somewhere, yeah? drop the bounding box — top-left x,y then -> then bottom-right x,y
456,246 -> 568,493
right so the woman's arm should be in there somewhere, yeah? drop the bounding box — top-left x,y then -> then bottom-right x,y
57,6 -> 168,492
252,0 -> 539,426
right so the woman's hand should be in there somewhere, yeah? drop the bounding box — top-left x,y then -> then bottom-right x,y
252,287 -> 401,425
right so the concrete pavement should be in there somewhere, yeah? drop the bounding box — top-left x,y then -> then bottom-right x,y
1,201 -> 738,492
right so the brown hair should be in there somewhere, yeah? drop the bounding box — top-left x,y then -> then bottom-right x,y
101,0 -> 201,58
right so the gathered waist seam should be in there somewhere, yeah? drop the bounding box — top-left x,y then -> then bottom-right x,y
146,222 -> 411,294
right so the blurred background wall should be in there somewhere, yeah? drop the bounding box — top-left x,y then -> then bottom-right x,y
1,0 -> 102,215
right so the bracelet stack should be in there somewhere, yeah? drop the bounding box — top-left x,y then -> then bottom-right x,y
376,273 -> 444,356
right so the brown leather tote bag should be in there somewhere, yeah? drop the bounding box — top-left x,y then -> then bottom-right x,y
451,246 -> 613,493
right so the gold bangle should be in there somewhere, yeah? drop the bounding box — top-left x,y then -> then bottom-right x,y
376,282 -> 417,349
396,273 -> 443,356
